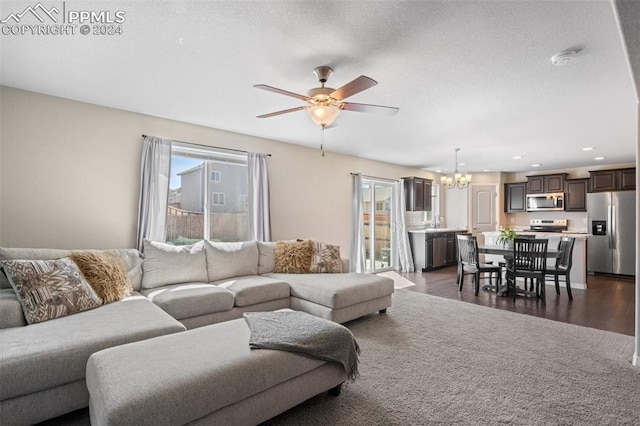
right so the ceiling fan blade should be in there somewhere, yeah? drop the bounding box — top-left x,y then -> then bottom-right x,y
253,84 -> 309,101
341,102 -> 399,116
257,106 -> 306,118
330,76 -> 378,100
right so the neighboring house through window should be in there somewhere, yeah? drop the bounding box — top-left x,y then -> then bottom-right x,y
166,142 -> 249,243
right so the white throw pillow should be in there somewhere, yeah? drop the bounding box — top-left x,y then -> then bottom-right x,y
142,240 -> 208,289
205,240 -> 258,282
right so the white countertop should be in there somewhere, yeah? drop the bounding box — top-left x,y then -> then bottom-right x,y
408,228 -> 469,233
485,231 -> 590,239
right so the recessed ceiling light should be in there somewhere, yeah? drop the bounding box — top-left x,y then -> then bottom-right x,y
435,170 -> 442,173
531,164 -> 541,167
483,169 -> 490,172
582,147 -> 594,151
513,156 -> 522,160
595,157 -> 605,160
458,162 -> 465,166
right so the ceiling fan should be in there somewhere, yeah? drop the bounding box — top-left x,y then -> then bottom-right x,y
254,66 -> 399,128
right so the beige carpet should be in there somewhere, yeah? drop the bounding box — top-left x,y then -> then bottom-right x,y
264,290 -> 639,425
376,271 -> 416,289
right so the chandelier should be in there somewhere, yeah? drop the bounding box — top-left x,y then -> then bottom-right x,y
440,148 -> 472,189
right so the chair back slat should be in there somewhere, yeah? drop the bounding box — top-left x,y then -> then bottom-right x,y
456,234 -> 479,266
512,238 -> 548,272
556,237 -> 575,271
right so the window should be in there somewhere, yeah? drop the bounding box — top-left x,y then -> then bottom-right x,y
239,194 -> 248,210
166,142 -> 249,244
211,192 -> 225,205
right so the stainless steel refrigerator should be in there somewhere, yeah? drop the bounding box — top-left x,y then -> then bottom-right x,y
587,191 -> 636,275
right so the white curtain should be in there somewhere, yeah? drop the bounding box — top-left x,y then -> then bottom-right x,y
394,180 -> 415,272
350,173 -> 366,273
136,136 -> 172,252
248,152 -> 271,242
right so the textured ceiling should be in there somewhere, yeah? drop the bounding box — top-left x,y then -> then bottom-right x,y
1,0 -> 637,173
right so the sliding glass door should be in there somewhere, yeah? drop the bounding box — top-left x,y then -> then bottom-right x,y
362,179 -> 395,273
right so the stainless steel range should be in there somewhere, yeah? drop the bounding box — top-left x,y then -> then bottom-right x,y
528,219 -> 568,233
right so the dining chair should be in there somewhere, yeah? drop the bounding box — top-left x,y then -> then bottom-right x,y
544,237 -> 575,300
499,234 -> 537,290
456,234 -> 502,296
506,238 -> 548,303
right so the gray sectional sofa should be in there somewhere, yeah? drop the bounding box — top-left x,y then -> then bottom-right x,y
0,240 -> 394,425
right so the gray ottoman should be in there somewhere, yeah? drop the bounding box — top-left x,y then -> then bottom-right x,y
86,315 -> 347,425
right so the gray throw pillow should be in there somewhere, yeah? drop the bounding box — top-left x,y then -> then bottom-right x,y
142,240 -> 208,289
205,240 -> 258,282
2,258 -> 102,324
257,241 -> 277,274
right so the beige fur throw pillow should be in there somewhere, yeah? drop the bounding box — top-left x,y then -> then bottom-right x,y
274,240 -> 313,273
70,251 -> 132,304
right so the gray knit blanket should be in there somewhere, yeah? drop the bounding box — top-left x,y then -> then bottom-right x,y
243,311 -> 360,381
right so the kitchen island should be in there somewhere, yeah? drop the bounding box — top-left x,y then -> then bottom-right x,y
409,228 -> 468,271
482,231 -> 589,290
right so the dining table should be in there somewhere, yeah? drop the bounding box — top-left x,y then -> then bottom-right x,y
477,244 -> 560,297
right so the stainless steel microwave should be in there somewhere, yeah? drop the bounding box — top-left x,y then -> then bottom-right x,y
526,193 -> 564,212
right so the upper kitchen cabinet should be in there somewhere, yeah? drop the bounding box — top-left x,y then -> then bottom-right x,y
504,182 -> 527,213
403,177 -> 433,211
589,168 -> 636,192
565,178 -> 589,212
618,168 -> 636,191
526,173 -> 567,194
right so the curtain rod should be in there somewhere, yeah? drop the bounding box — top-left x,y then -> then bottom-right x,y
350,173 -> 399,183
141,134 -> 271,157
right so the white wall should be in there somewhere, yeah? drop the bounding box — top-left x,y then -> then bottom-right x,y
0,87 -> 437,254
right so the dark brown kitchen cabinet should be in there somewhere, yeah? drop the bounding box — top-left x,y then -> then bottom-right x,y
409,231 -> 463,271
403,177 -> 433,211
526,173 -> 567,194
589,168 -> 636,192
589,170 -> 616,192
504,182 -> 527,213
565,178 -> 589,212
618,168 -> 636,190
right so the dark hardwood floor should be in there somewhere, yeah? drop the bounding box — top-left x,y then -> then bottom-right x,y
400,266 -> 636,336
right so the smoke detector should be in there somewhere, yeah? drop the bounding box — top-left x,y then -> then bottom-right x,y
551,50 -> 578,66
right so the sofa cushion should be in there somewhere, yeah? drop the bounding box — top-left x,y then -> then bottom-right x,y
142,240 -> 207,289
274,240 -> 313,274
205,240 -> 258,282
0,288 -> 26,328
213,275 -> 290,307
141,283 -> 235,320
0,247 -> 143,291
309,242 -> 343,273
257,241 -> 277,274
0,298 -> 185,401
69,251 -> 132,303
265,273 -> 394,309
2,258 -> 103,324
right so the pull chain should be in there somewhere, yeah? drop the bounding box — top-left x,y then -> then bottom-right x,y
320,125 -> 325,157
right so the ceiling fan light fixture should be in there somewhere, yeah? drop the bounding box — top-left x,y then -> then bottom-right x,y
308,105 -> 340,127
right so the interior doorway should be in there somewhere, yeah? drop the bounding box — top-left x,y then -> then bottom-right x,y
470,184 -> 498,235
